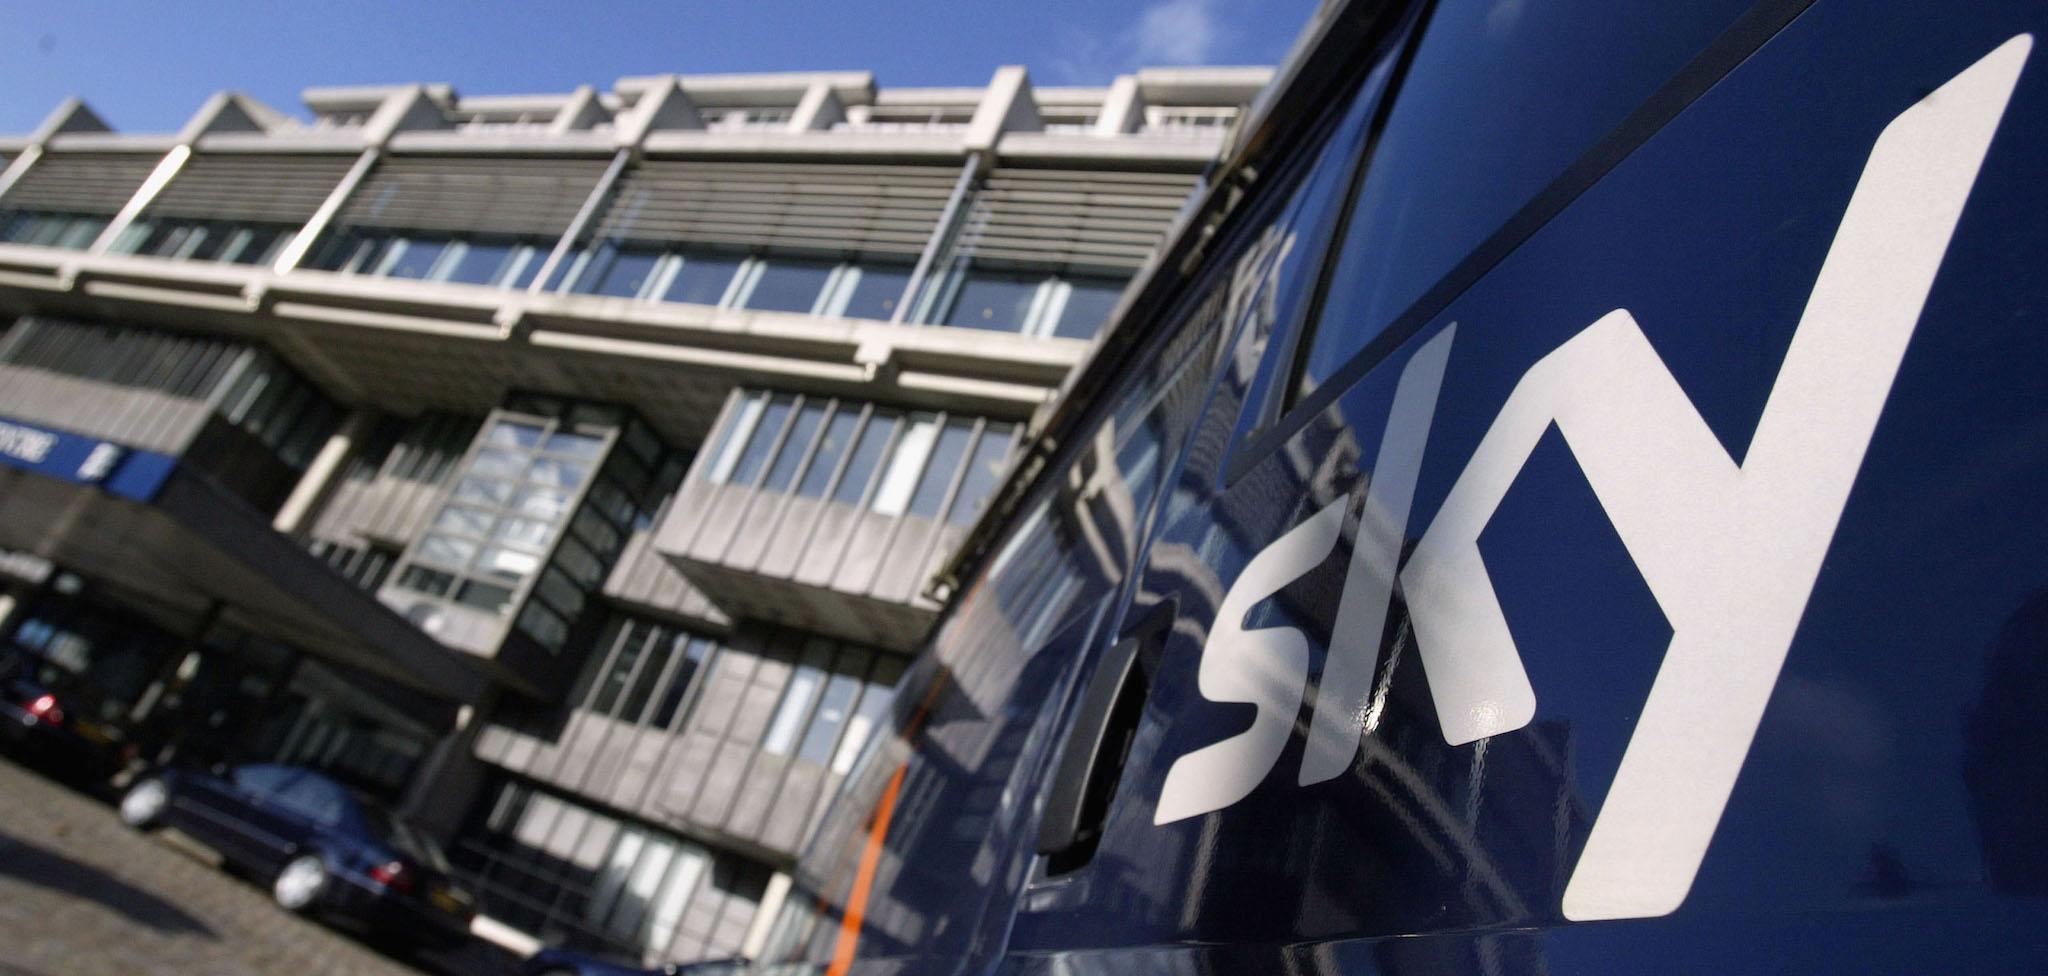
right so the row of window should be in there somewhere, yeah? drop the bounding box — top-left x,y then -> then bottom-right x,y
116,217 -> 298,266
563,242 -> 913,321
0,209 -> 107,250
702,391 -> 1017,525
309,226 -> 552,289
0,316 -> 341,473
455,776 -> 770,964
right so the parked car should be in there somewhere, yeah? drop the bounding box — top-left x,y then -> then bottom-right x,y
0,649 -> 131,783
117,762 -> 476,950
517,947 -> 748,976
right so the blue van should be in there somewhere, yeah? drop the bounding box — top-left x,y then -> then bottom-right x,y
744,1 -> 2048,972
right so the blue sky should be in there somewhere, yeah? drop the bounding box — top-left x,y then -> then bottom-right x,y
0,0 -> 1319,133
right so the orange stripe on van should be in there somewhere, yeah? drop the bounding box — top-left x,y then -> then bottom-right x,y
826,760 -> 909,976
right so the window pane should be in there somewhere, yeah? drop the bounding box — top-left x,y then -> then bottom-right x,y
453,476 -> 515,506
839,264 -> 912,321
661,253 -> 745,306
832,681 -> 895,775
869,415 -> 936,516
797,409 -> 860,498
475,545 -> 543,583
744,259 -> 834,314
762,663 -> 825,755
471,448 -> 529,481
592,626 -> 647,714
906,420 -> 973,518
943,271 -> 1040,332
620,632 -> 675,721
728,395 -> 794,487
383,238 -> 448,279
652,637 -> 715,729
415,534 -> 478,569
796,672 -> 861,764
528,457 -> 591,490
444,240 -> 516,285
1050,277 -> 1126,340
947,425 -> 1015,524
491,516 -> 555,552
762,402 -> 826,492
511,485 -> 573,521
831,412 -> 895,505
581,245 -> 662,298
706,394 -> 763,484
1294,0 -> 1754,398
543,431 -> 605,458
455,579 -> 516,613
431,505 -> 494,537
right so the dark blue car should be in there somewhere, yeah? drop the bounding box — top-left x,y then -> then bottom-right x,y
117,763 -> 477,950
517,947 -> 748,976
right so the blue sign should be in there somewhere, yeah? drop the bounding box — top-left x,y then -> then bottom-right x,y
0,416 -> 178,502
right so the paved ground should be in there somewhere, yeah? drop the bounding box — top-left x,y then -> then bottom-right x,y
0,754 -> 514,976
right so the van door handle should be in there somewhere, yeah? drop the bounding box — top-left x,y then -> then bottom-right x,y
1036,599 -> 1172,873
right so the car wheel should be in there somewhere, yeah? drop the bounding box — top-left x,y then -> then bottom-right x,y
118,777 -> 168,828
272,853 -> 328,912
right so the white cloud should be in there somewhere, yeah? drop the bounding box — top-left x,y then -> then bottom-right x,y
1130,0 -> 1221,66
1046,0 -> 1230,84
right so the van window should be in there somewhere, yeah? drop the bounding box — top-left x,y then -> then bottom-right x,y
1290,0 -> 1757,402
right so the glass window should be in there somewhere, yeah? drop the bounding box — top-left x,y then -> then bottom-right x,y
837,264 -> 912,321
948,425 -> 1015,524
455,580 -> 516,613
762,658 -> 826,755
490,516 -> 555,552
706,394 -> 765,483
452,476 -> 515,506
662,253 -> 746,306
762,401 -> 827,492
382,237 -> 449,279
744,259 -> 835,314
517,602 -> 569,651
579,244 -> 664,298
943,271 -> 1043,332
1293,0 -> 1755,399
652,636 -> 716,729
592,625 -> 648,715
470,448 -> 528,480
797,409 -> 860,498
620,632 -> 675,722
431,505 -> 494,538
415,534 -> 478,569
1050,276 -> 1127,340
870,415 -> 937,515
728,395 -> 794,487
443,239 -> 516,285
475,545 -> 543,583
831,658 -> 905,775
907,419 -> 974,519
527,457 -> 591,490
796,671 -> 862,764
543,431 -> 605,458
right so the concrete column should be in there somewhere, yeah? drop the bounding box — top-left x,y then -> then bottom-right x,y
398,690 -> 497,840
789,81 -> 847,132
964,65 -> 1043,151
271,407 -> 380,535
1095,75 -> 1146,135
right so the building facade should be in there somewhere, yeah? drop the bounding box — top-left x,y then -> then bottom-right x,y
0,64 -> 1266,966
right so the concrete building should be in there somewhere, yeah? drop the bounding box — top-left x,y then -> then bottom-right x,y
0,64 -> 1267,966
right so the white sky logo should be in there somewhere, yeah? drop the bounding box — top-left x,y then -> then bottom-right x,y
1155,35 -> 2031,922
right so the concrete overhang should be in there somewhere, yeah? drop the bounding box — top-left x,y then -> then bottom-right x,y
0,246 -> 1079,449
0,460 -> 488,707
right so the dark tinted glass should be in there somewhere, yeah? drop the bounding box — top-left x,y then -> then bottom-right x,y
745,259 -> 834,314
384,238 -> 448,279
907,420 -> 974,518
947,425 -> 1015,524
832,413 -> 896,504
763,402 -> 826,492
840,264 -> 912,320
944,271 -> 1040,332
651,637 -> 714,729
583,245 -> 661,298
730,395 -> 794,487
1050,277 -> 1127,340
1294,0 -> 1755,397
798,409 -> 860,498
663,253 -> 745,306
444,240 -> 516,285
